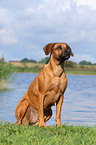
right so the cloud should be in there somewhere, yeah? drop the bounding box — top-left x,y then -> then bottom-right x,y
72,53 -> 96,64
0,0 -> 96,63
0,8 -> 18,45
73,0 -> 96,11
1,36 -> 18,45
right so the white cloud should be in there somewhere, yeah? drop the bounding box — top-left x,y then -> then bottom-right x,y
73,0 -> 96,10
0,8 -> 18,45
72,54 -> 96,63
0,0 -> 96,62
1,36 -> 18,45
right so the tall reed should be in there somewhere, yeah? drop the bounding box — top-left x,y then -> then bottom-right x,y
0,62 -> 14,90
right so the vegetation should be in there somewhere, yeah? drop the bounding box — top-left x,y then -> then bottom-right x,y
79,60 -> 96,65
10,62 -> 44,73
12,65 -> 42,73
20,57 -> 50,64
9,60 -> 96,75
0,55 -> 4,62
20,58 -> 37,63
79,60 -> 92,65
20,58 -> 96,66
38,57 -> 49,63
0,62 -> 14,90
65,61 -> 77,68
0,122 -> 96,145
0,56 -> 96,90
65,69 -> 96,75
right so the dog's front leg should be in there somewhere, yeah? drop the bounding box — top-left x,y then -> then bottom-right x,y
56,94 -> 64,127
38,92 -> 46,127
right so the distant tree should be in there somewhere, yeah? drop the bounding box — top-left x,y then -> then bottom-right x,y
65,61 -> 77,68
20,58 -> 37,63
29,59 -> 37,63
79,60 -> 92,65
20,58 -> 29,63
93,63 -> 96,65
87,61 -> 92,65
38,57 -> 50,63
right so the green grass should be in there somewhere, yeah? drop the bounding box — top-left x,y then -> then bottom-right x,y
9,62 -> 96,75
12,66 -> 96,75
0,122 -> 96,145
12,66 -> 42,73
65,69 -> 96,75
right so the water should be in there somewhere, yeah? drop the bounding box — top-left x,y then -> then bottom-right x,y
0,73 -> 96,126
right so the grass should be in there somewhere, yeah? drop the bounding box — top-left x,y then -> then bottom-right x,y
0,122 -> 96,145
65,69 -> 96,75
12,66 -> 41,73
10,62 -> 43,73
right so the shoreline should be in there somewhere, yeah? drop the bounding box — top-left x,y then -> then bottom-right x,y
0,63 -> 96,90
13,71 -> 96,76
12,68 -> 96,76
9,62 -> 96,76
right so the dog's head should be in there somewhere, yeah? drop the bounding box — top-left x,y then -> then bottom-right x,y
43,43 -> 74,62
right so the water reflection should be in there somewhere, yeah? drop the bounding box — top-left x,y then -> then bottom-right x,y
0,73 -> 96,126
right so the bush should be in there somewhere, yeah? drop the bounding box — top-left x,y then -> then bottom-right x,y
20,58 -> 37,63
65,61 -> 77,68
0,62 -> 14,89
38,57 -> 49,63
79,60 -> 92,65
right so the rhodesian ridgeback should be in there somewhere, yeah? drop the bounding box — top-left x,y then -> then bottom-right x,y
15,43 -> 74,127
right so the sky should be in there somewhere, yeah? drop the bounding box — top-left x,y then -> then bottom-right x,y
0,0 -> 96,63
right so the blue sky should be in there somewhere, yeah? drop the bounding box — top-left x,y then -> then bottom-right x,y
0,0 -> 96,63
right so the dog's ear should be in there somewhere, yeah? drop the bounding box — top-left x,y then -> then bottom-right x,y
43,43 -> 54,55
70,50 -> 74,57
66,44 -> 74,57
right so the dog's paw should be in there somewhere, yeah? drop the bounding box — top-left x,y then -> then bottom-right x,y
39,123 -> 46,128
56,122 -> 62,127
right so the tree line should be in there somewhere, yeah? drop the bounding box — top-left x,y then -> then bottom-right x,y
20,57 -> 96,66
0,55 -> 96,66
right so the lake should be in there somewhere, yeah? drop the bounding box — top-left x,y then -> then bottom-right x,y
0,73 -> 96,126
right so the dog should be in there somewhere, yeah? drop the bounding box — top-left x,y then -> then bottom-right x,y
15,43 -> 74,127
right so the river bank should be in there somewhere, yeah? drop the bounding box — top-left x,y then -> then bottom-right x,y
10,62 -> 96,75
0,62 -> 96,90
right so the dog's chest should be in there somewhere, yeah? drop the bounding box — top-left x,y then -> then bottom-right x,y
43,75 -> 67,109
50,77 -> 63,92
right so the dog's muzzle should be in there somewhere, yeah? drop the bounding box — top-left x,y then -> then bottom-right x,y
58,49 -> 70,61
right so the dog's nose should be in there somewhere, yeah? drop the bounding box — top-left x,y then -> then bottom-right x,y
65,49 -> 70,53
67,49 -> 70,52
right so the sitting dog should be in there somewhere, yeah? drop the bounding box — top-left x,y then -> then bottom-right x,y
15,43 -> 74,127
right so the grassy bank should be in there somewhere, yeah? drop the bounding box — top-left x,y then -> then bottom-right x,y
0,122 -> 96,145
10,62 -> 96,75
10,62 -> 43,73
65,68 -> 96,75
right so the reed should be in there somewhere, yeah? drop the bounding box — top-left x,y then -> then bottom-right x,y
0,62 -> 14,90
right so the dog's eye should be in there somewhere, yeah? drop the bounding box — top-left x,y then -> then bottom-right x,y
56,45 -> 62,51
